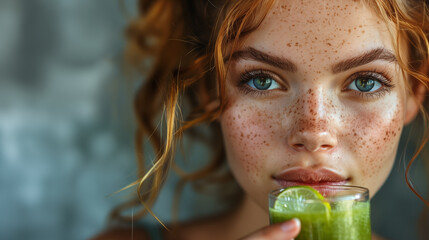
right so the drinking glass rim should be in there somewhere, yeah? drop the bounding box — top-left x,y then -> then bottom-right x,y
269,185 -> 369,203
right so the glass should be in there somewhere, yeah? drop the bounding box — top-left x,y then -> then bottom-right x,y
269,185 -> 371,240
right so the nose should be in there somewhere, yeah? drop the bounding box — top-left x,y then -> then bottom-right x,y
287,89 -> 338,153
288,121 -> 338,152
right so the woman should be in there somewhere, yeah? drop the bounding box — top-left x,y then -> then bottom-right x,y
94,0 -> 429,239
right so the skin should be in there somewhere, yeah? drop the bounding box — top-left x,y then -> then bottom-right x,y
218,0 -> 423,239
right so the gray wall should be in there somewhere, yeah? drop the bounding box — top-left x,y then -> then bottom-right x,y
0,1 -> 138,239
0,1 -> 427,239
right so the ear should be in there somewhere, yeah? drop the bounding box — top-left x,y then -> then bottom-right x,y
404,75 -> 427,125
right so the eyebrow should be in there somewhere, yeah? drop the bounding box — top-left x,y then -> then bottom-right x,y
332,48 -> 397,73
228,47 -> 298,72
227,47 -> 397,73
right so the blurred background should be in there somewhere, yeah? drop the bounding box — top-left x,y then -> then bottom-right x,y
0,1 -> 428,239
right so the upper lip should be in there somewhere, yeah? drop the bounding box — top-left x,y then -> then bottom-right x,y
273,168 -> 348,184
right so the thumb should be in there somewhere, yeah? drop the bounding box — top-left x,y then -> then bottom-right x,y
240,218 -> 301,240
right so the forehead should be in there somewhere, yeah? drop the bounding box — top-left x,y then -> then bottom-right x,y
242,0 -> 395,69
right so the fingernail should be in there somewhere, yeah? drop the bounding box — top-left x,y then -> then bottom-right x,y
281,218 -> 300,232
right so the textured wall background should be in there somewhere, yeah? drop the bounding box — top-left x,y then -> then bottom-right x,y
0,1 -> 138,239
0,1 -> 427,240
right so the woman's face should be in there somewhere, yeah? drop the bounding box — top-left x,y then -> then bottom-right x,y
220,0 -> 418,210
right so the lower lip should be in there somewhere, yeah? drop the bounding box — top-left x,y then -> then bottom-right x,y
274,179 -> 348,189
274,180 -> 349,197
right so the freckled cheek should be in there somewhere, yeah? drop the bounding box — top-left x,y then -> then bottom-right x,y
221,108 -> 279,183
347,110 -> 403,184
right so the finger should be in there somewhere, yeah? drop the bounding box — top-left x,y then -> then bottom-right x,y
240,218 -> 301,240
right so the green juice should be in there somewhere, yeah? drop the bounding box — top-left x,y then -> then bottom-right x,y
269,201 -> 371,240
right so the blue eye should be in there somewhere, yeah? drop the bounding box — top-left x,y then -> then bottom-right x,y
347,76 -> 382,92
247,76 -> 280,90
238,70 -> 284,96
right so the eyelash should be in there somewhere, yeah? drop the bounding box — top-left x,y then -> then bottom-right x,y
237,68 -> 395,99
237,69 -> 284,96
343,69 -> 395,99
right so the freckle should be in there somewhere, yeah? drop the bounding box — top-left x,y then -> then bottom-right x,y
361,30 -> 365,33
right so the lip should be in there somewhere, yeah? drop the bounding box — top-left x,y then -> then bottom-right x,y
273,168 -> 349,188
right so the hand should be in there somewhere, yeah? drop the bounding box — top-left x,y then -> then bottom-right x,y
239,218 -> 301,240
